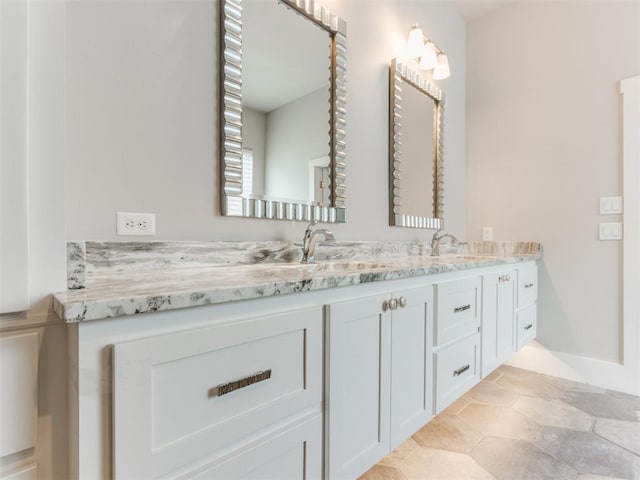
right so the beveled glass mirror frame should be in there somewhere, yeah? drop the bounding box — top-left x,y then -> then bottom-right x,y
389,59 -> 444,229
220,0 -> 347,222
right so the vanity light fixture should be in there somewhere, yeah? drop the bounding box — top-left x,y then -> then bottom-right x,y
406,24 -> 450,79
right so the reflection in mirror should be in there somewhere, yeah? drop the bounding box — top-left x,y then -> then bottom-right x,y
242,0 -> 330,204
389,59 -> 443,229
220,0 -> 347,222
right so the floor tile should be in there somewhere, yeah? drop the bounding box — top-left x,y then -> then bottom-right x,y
398,447 -> 495,480
534,426 -> 640,478
562,390 -> 640,422
471,436 -> 577,480
412,413 -> 483,454
593,417 -> 640,456
538,374 -> 606,394
483,369 -> 503,383
513,396 -> 594,431
606,389 -> 640,408
466,380 -> 519,407
378,437 -> 418,468
458,402 -> 540,441
496,373 -> 564,399
443,396 -> 470,415
576,475 -> 626,480
358,464 -> 406,480
496,364 -> 540,380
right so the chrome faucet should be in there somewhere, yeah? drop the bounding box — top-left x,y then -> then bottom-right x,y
301,221 -> 335,263
431,229 -> 458,256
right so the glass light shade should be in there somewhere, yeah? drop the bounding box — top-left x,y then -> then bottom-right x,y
407,25 -> 424,59
433,54 -> 451,80
419,41 -> 438,70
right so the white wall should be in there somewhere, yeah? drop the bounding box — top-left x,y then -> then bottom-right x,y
466,1 -> 639,385
65,0 -> 466,241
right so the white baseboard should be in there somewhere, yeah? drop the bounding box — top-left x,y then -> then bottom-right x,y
506,341 -> 640,396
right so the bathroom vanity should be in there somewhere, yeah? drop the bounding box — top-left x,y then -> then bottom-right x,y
54,241 -> 540,480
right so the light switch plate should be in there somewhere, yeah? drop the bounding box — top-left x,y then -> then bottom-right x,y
599,222 -> 623,240
482,227 -> 493,241
599,196 -> 623,215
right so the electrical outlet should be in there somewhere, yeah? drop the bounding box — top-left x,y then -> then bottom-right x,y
482,227 -> 493,241
116,212 -> 156,236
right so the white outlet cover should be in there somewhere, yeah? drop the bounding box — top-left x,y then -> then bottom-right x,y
116,212 -> 156,236
482,227 -> 493,241
599,222 -> 623,240
599,196 -> 623,215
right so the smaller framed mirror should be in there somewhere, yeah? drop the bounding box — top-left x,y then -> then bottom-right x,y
389,59 -> 444,229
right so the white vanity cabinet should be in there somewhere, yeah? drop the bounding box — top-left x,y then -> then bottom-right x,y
325,286 -> 433,480
65,259 -> 539,480
432,276 -> 482,413
480,269 -> 516,378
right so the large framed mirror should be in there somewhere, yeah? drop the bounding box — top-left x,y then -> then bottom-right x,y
220,0 -> 347,222
389,59 -> 444,229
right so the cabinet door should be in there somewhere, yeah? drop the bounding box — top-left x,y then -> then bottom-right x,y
390,286 -> 433,448
481,271 -> 516,377
326,294 -> 391,480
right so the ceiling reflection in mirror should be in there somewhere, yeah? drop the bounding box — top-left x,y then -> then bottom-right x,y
389,59 -> 444,229
220,0 -> 347,222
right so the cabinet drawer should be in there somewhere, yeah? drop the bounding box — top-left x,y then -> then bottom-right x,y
434,277 -> 481,346
434,333 -> 480,413
188,413 -> 322,480
517,265 -> 538,308
517,304 -> 537,349
113,307 -> 322,479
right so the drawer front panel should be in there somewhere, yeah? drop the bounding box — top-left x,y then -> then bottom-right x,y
0,332 -> 38,458
517,265 -> 538,308
434,333 -> 480,413
435,277 -> 481,346
188,413 -> 322,480
152,328 -> 303,449
517,304 -> 537,350
113,307 -> 322,479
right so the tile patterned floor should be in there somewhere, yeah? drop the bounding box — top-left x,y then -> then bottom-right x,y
359,365 -> 640,480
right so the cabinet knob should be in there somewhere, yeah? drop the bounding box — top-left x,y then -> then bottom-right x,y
389,298 -> 398,310
382,300 -> 390,311
398,297 -> 407,308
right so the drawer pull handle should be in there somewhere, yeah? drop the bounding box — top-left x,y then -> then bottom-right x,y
208,369 -> 272,398
524,283 -> 534,289
453,364 -> 470,376
524,324 -> 533,331
499,275 -> 511,282
454,304 -> 471,313
398,296 -> 407,308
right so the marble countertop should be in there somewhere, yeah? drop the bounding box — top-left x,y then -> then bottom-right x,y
52,250 -> 540,323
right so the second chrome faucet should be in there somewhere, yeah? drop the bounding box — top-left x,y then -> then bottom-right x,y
431,229 -> 458,256
301,221 -> 335,263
